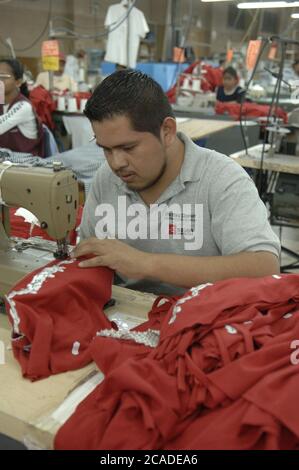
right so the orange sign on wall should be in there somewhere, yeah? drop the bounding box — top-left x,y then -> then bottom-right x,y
42,40 -> 59,57
226,49 -> 234,63
246,40 -> 262,71
41,40 -> 60,71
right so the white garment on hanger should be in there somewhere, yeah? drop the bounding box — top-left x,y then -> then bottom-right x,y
104,2 -> 149,69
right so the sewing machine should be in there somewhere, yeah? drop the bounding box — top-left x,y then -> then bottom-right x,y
0,162 -> 79,297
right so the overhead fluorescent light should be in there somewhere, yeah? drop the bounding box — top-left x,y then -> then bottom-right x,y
238,1 -> 299,9
291,12 -> 299,17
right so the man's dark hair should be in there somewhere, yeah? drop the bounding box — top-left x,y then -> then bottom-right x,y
84,70 -> 175,139
223,66 -> 238,80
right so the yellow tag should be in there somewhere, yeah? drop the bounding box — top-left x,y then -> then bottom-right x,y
42,56 -> 59,71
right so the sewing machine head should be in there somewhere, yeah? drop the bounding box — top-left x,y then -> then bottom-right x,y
0,162 -> 79,296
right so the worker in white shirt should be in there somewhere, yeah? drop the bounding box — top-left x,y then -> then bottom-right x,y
0,58 -> 44,156
35,53 -> 78,93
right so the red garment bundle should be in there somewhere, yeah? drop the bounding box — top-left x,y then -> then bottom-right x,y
30,85 -> 56,130
166,61 -> 223,104
55,274 -> 299,450
9,205 -> 83,246
5,258 -> 113,381
215,101 -> 288,123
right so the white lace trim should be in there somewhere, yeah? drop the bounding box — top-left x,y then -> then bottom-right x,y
5,260 -> 74,334
96,328 -> 160,348
169,283 -> 213,324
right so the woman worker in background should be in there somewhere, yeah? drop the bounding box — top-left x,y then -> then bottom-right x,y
216,66 -> 246,103
0,58 -> 44,156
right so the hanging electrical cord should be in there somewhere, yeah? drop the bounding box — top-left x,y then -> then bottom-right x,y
239,37 -> 269,156
50,0 -> 138,40
168,0 -> 194,93
50,16 -> 100,31
0,0 -> 138,51
257,37 -> 286,196
256,72 -> 279,195
0,0 -> 52,52
240,9 -> 260,46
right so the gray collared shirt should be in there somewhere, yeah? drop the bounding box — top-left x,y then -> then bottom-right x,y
80,132 -> 280,295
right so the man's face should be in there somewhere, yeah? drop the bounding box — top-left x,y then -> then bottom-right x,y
92,115 -> 168,191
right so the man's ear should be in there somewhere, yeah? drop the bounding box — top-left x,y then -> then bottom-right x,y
160,117 -> 177,147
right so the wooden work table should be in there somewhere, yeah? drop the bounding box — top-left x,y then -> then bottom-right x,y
0,285 -> 156,449
230,144 -> 299,175
176,117 -> 238,141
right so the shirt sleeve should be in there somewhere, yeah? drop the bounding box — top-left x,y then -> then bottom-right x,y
138,11 -> 150,38
0,101 -> 35,135
208,157 -> 281,257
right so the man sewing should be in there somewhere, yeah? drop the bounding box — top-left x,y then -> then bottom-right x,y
72,70 -> 280,295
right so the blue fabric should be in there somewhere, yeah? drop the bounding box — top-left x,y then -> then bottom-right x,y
42,124 -> 59,157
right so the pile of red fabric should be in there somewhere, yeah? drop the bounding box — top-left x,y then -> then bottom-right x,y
166,61 -> 223,104
215,101 -> 288,123
5,258 -> 114,381
9,205 -> 83,246
29,85 -> 56,130
54,274 -> 299,450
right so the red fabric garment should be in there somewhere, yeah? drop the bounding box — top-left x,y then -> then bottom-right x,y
166,325 -> 299,450
29,86 -> 56,130
5,258 -> 113,381
73,91 -> 91,109
55,274 -> 299,450
215,100 -> 288,123
0,93 -> 44,156
166,61 -> 223,103
9,205 -> 83,246
202,65 -> 223,91
90,295 -> 177,376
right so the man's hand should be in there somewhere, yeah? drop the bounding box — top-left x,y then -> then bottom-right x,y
71,238 -> 152,280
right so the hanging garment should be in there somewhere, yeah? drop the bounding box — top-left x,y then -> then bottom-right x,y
166,61 -> 223,104
104,1 -> 149,68
29,86 -> 56,130
55,274 -> 299,450
5,258 -> 114,381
